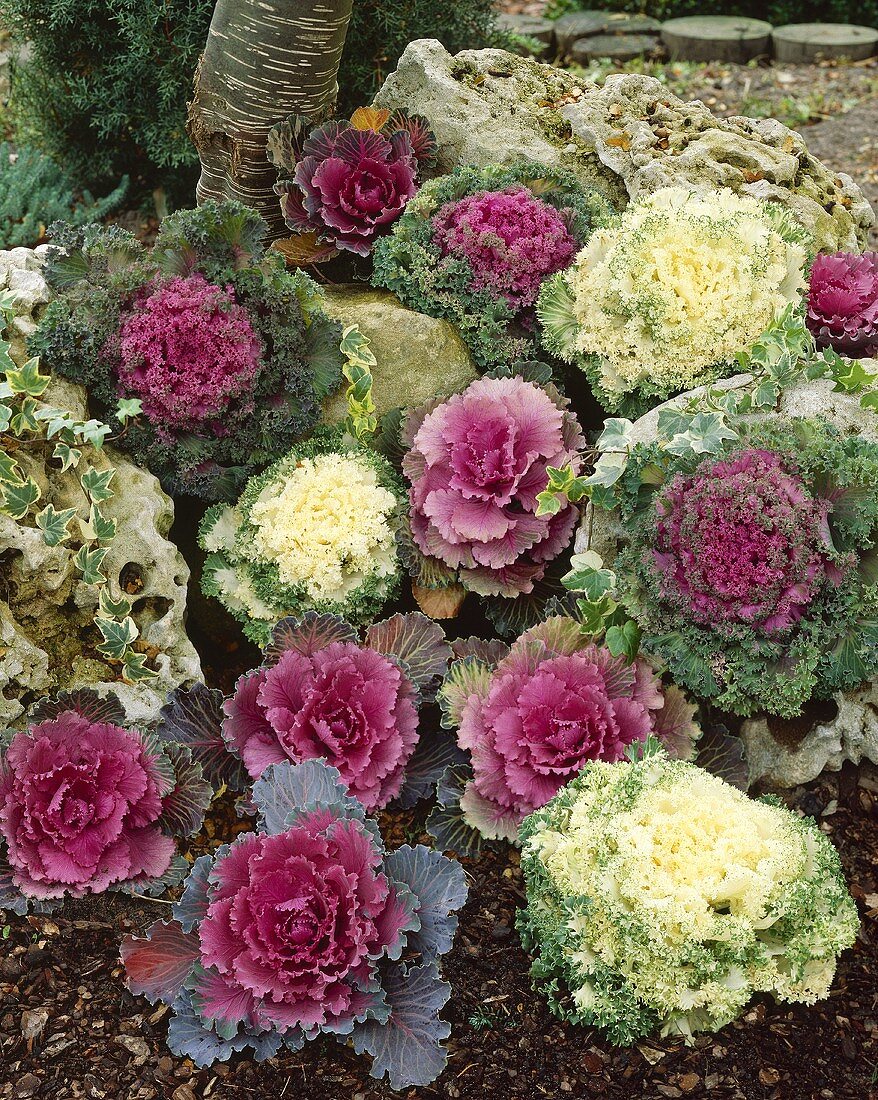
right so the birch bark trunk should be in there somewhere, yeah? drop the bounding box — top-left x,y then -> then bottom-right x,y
187,0 -> 354,236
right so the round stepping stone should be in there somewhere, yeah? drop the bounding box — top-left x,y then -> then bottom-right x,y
662,16 -> 773,63
555,10 -> 662,54
497,13 -> 556,58
570,33 -> 661,63
772,23 -> 878,63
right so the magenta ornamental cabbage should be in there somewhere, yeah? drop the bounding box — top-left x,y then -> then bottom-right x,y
0,691 -> 210,910
806,251 -> 878,358
121,759 -> 468,1090
115,274 -> 262,434
438,619 -> 699,843
432,185 -> 578,311
403,376 -> 584,600
652,449 -> 836,635
272,111 -> 437,257
221,611 -> 453,812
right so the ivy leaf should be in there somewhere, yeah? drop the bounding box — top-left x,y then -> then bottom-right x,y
4,357 -> 50,397
665,412 -> 737,457
99,588 -> 133,619
122,650 -> 158,683
576,593 -> 617,634
339,323 -> 377,370
535,489 -> 563,517
89,503 -> 117,544
583,450 -> 627,488
1,476 -> 40,519
595,417 -> 635,452
562,551 -> 616,599
605,619 -> 641,662
36,503 -> 77,547
831,356 -> 876,394
11,397 -> 40,434
116,397 -> 143,424
80,467 -> 115,502
53,443 -> 82,472
0,450 -> 20,483
860,391 -> 878,413
0,403 -> 11,432
73,545 -> 108,584
96,615 -> 139,660
78,419 -> 112,449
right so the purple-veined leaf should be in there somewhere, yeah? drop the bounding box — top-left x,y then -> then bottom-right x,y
426,765 -> 487,858
265,114 -> 308,173
652,683 -> 700,762
438,656 -> 494,731
386,109 -> 439,169
449,637 -> 509,665
264,611 -> 357,666
301,119 -> 349,161
695,726 -> 749,791
121,919 -> 200,1004
365,612 -> 451,699
252,759 -> 363,835
383,845 -> 467,963
167,991 -> 291,1067
159,743 -> 213,838
396,725 -> 466,808
331,125 -> 393,165
272,232 -> 339,267
173,854 -> 213,932
113,854 -> 188,898
186,963 -> 257,1041
459,784 -> 522,845
157,683 -> 247,792
351,960 -> 452,1090
275,183 -> 313,233
29,688 -> 126,727
523,615 -> 587,657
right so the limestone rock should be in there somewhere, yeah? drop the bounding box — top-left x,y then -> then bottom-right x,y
374,40 -> 873,252
320,285 -> 479,420
0,248 -> 201,727
576,371 -> 878,787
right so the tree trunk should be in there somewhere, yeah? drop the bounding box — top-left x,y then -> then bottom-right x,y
187,0 -> 354,236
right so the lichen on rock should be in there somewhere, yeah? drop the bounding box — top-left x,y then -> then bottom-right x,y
0,247 -> 201,727
375,39 -> 873,253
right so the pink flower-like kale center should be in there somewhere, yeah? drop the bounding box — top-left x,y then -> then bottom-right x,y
222,642 -> 419,812
431,185 -> 577,310
114,273 -> 262,433
651,449 -> 835,634
806,251 -> 878,358
0,712 -> 174,898
197,821 -> 409,1031
403,376 -> 583,597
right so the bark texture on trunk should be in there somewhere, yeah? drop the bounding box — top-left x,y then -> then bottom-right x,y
187,0 -> 354,236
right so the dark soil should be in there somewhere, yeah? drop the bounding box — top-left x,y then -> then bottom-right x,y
1,755 -> 876,1100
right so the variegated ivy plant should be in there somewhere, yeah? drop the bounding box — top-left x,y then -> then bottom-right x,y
0,287 -> 155,683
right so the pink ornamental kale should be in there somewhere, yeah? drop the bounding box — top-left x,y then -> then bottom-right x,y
441,620 -> 699,841
278,122 -> 419,256
121,760 -> 467,1089
1,711 -> 175,899
651,449 -> 839,635
115,273 -> 262,433
222,612 -> 451,812
806,251 -> 878,358
432,186 -> 578,310
403,377 -> 584,597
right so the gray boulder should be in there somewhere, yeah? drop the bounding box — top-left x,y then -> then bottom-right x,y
374,39 -> 873,252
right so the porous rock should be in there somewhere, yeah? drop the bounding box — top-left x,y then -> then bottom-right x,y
0,248 -> 201,727
320,285 -> 479,419
374,39 -> 873,251
575,371 -> 878,788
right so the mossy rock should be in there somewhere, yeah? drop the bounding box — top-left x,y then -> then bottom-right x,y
320,285 -> 479,420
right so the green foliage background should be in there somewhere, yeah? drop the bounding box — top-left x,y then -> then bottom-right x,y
0,0 -> 505,204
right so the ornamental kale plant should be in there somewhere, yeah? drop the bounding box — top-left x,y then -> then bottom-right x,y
199,430 -> 405,645
28,201 -> 346,500
268,107 -> 437,260
518,746 -> 859,1044
121,759 -> 468,1089
222,611 -> 453,811
436,617 -> 699,846
806,251 -> 878,359
538,186 -> 810,415
614,418 -> 878,717
401,375 -> 584,621
0,691 -> 211,912
372,163 -> 613,369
